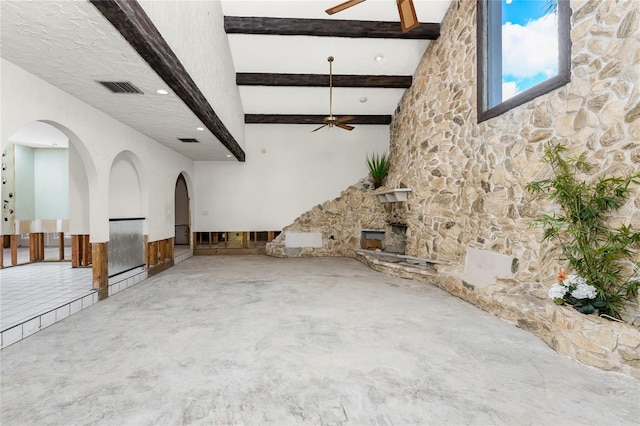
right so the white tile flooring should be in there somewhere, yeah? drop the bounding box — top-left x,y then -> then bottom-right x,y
3,246 -> 72,268
1,245 -> 193,349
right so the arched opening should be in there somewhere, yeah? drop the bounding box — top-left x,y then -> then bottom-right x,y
1,120 -> 94,339
174,173 -> 190,248
2,120 -> 91,267
108,151 -> 145,277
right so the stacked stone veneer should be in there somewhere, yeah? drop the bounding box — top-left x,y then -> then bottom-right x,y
267,0 -> 640,377
267,179 -> 387,257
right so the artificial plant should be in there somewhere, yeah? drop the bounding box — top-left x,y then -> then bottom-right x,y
526,143 -> 640,318
366,152 -> 391,189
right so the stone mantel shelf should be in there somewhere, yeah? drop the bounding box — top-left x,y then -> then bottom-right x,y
375,188 -> 412,203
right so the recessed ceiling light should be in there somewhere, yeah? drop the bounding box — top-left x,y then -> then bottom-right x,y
374,55 -> 384,62
156,89 -> 169,95
226,154 -> 232,158
360,97 -> 368,103
196,127 -> 205,131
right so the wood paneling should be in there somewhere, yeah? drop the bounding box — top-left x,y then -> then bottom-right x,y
90,0 -> 246,162
237,73 -> 412,88
92,242 -> 108,301
72,235 -> 91,267
10,235 -> 17,266
224,16 -> 440,40
148,241 -> 158,267
245,114 -> 392,125
30,233 -> 44,262
59,232 -> 65,261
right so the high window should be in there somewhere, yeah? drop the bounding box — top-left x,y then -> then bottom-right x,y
477,0 -> 571,122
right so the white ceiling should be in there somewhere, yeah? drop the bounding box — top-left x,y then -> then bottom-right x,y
1,0 -> 452,160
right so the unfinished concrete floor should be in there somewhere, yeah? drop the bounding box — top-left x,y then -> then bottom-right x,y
1,256 -> 638,425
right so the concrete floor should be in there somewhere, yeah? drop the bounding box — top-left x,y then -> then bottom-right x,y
1,256 -> 638,425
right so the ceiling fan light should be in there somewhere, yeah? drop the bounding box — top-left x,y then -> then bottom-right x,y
397,0 -> 419,33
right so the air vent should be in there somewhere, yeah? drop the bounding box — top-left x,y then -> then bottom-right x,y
97,81 -> 143,94
178,138 -> 200,143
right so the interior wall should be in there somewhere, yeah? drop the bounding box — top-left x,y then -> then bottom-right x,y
14,144 -> 34,221
68,139 -> 90,235
386,0 -> 640,285
194,124 -> 390,231
138,0 -> 245,149
109,155 -> 142,219
34,148 -> 68,219
1,58 -> 194,242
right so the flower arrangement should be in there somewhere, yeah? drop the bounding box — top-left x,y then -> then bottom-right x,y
548,268 -> 606,315
527,143 -> 640,319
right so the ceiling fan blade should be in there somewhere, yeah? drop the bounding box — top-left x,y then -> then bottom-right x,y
337,115 -> 355,123
336,123 -> 355,131
312,124 -> 328,132
397,0 -> 419,33
326,0 -> 366,15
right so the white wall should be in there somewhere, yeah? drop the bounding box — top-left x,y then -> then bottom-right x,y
109,155 -> 142,219
1,59 -> 194,241
14,144 -> 34,220
34,148 -> 68,219
194,124 -> 390,231
138,0 -> 245,150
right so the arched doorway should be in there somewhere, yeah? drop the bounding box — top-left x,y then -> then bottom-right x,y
174,173 -> 190,247
108,151 -> 145,277
2,121 -> 91,267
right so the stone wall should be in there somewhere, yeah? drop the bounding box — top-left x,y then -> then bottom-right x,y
266,179 -> 387,257
270,0 -> 640,280
387,0 -> 640,286
267,0 -> 640,376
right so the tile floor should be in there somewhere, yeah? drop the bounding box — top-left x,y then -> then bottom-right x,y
2,246 -> 71,268
0,245 -> 193,348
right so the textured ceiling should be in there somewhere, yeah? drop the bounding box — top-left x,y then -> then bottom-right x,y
0,0 -> 236,161
1,0 -> 452,160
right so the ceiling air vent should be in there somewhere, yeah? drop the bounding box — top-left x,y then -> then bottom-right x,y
97,81 -> 143,94
178,138 -> 200,143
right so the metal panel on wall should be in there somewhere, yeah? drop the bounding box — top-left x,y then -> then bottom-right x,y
108,218 -> 144,277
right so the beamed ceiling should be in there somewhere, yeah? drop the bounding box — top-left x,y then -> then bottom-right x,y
1,0 -> 453,161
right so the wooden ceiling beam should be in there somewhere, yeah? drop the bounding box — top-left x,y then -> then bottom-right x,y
245,114 -> 392,125
224,16 -> 440,40
90,0 -> 246,161
236,73 -> 412,88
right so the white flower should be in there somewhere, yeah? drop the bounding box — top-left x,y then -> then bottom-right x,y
548,283 -> 568,299
571,282 -> 597,300
563,274 -> 587,288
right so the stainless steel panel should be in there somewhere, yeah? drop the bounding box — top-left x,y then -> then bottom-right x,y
109,219 -> 144,277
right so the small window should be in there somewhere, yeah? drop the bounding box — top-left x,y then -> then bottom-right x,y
477,0 -> 571,122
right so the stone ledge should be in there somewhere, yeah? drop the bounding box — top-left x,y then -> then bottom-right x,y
355,250 -> 640,380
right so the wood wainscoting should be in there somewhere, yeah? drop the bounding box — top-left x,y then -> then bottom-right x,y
146,236 -> 174,276
194,231 -> 280,255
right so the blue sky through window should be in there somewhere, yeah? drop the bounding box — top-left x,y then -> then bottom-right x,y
501,0 -> 558,100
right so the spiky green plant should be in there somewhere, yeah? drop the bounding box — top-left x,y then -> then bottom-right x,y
526,143 -> 640,318
366,152 -> 390,189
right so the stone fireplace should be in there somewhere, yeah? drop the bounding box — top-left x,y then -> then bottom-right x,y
385,223 -> 407,254
361,229 -> 384,251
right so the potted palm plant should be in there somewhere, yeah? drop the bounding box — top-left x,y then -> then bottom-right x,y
367,152 -> 390,189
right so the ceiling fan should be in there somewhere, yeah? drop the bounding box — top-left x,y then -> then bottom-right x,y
326,0 -> 420,33
312,56 -> 355,132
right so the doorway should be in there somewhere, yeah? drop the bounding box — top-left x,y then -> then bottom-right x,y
174,174 -> 190,247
